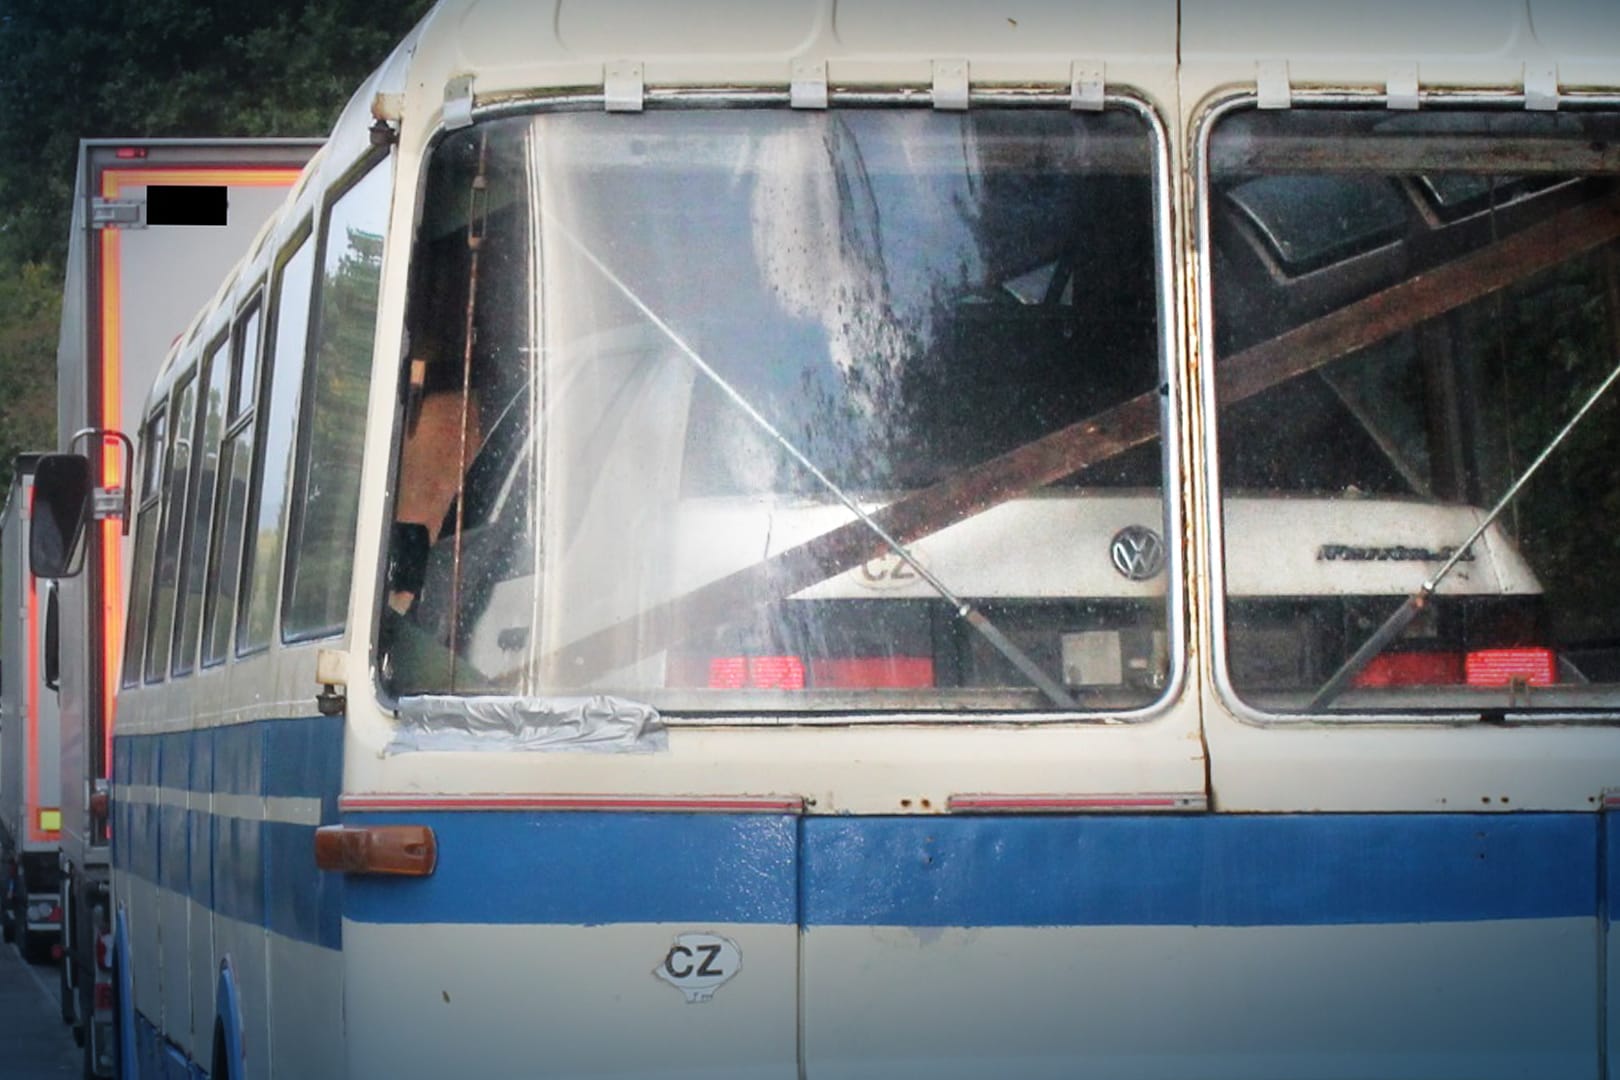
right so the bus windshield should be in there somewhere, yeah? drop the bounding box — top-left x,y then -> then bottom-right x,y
380,106 -> 1168,710
1208,107 -> 1620,713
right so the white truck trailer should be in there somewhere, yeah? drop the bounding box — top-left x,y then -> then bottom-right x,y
1,453 -> 63,966
43,138 -> 320,1076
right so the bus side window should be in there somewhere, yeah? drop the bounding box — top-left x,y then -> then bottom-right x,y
172,332 -> 230,677
202,295 -> 263,667
282,158 -> 391,641
121,407 -> 166,688
238,226 -> 315,655
144,373 -> 196,682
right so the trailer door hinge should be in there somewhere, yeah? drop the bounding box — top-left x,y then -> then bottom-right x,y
90,198 -> 145,230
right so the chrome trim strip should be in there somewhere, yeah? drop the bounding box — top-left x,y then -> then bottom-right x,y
341,793 -> 806,814
948,792 -> 1207,813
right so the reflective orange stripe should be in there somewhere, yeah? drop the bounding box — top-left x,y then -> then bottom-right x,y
94,163 -> 304,770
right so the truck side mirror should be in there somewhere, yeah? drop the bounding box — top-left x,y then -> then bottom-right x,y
30,453 -> 92,579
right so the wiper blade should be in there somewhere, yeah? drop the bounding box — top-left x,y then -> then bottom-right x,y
1310,349 -> 1620,710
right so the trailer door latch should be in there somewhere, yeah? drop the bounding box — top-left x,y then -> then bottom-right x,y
90,198 -> 146,230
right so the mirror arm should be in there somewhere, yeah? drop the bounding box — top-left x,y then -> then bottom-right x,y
70,428 -> 134,535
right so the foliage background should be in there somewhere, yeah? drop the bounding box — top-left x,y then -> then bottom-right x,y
0,0 -> 433,472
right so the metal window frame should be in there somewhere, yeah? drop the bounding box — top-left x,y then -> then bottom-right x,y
1192,87 -> 1620,728
372,85 -> 1187,726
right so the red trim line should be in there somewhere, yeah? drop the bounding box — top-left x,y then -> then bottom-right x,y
341,793 -> 806,814
1603,791 -> 1620,810
948,793 -> 1207,813
96,163 -> 303,770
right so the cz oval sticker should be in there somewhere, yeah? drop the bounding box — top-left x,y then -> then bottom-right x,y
655,932 -> 741,1003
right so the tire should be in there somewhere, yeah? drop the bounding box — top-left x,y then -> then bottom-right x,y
81,1018 -> 99,1080
212,1020 -> 232,1080
61,943 -> 76,1025
20,914 -> 54,965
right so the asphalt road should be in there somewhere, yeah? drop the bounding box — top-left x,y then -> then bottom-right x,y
0,942 -> 81,1077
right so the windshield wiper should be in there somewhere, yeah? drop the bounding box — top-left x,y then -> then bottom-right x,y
548,216 -> 1080,709
1309,349 -> 1620,711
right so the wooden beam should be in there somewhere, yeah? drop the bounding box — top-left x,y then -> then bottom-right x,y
1211,136 -> 1620,176
544,194 -> 1620,682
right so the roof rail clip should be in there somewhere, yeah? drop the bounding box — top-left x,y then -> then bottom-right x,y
1386,62 -> 1419,110
1524,62 -> 1560,111
1256,60 -> 1291,110
791,59 -> 828,109
933,59 -> 970,111
605,61 -> 645,113
443,74 -> 475,131
1070,60 -> 1105,112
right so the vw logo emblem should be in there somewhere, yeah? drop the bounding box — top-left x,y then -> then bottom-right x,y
1110,525 -> 1165,581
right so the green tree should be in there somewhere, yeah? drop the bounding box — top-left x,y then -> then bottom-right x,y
0,0 -> 432,266
0,261 -> 60,468
0,0 -> 430,473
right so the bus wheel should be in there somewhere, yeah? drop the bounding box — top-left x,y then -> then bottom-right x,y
19,916 -> 52,965
80,1024 -> 98,1080
61,946 -> 77,1026
212,1020 -> 232,1080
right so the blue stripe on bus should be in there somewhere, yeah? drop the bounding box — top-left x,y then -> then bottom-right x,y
113,720 -> 1602,938
344,810 -> 802,926
1605,807 -> 1617,930
158,732 -> 190,895
340,810 -> 1597,929
801,813 -> 1596,927
113,715 -> 344,950
187,733 -> 213,912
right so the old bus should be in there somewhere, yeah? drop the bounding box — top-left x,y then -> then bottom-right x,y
27,1 -> 1620,1077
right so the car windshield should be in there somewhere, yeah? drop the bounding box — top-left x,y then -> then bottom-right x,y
379,106 -> 1169,712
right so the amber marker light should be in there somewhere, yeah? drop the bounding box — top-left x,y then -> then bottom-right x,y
314,825 -> 437,876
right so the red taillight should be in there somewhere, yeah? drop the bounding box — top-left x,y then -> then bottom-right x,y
1353,647 -> 1558,688
810,657 -> 935,689
1353,651 -> 1464,688
94,982 -> 114,1012
701,655 -> 937,690
1466,647 -> 1556,687
707,656 -> 806,690
47,904 -> 61,923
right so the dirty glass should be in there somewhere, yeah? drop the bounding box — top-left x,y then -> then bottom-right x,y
380,107 -> 1170,712
172,335 -> 227,677
121,408 -> 165,688
1208,108 -> 1620,714
202,302 -> 261,667
144,374 -> 195,681
238,232 -> 314,654
283,160 -> 389,640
